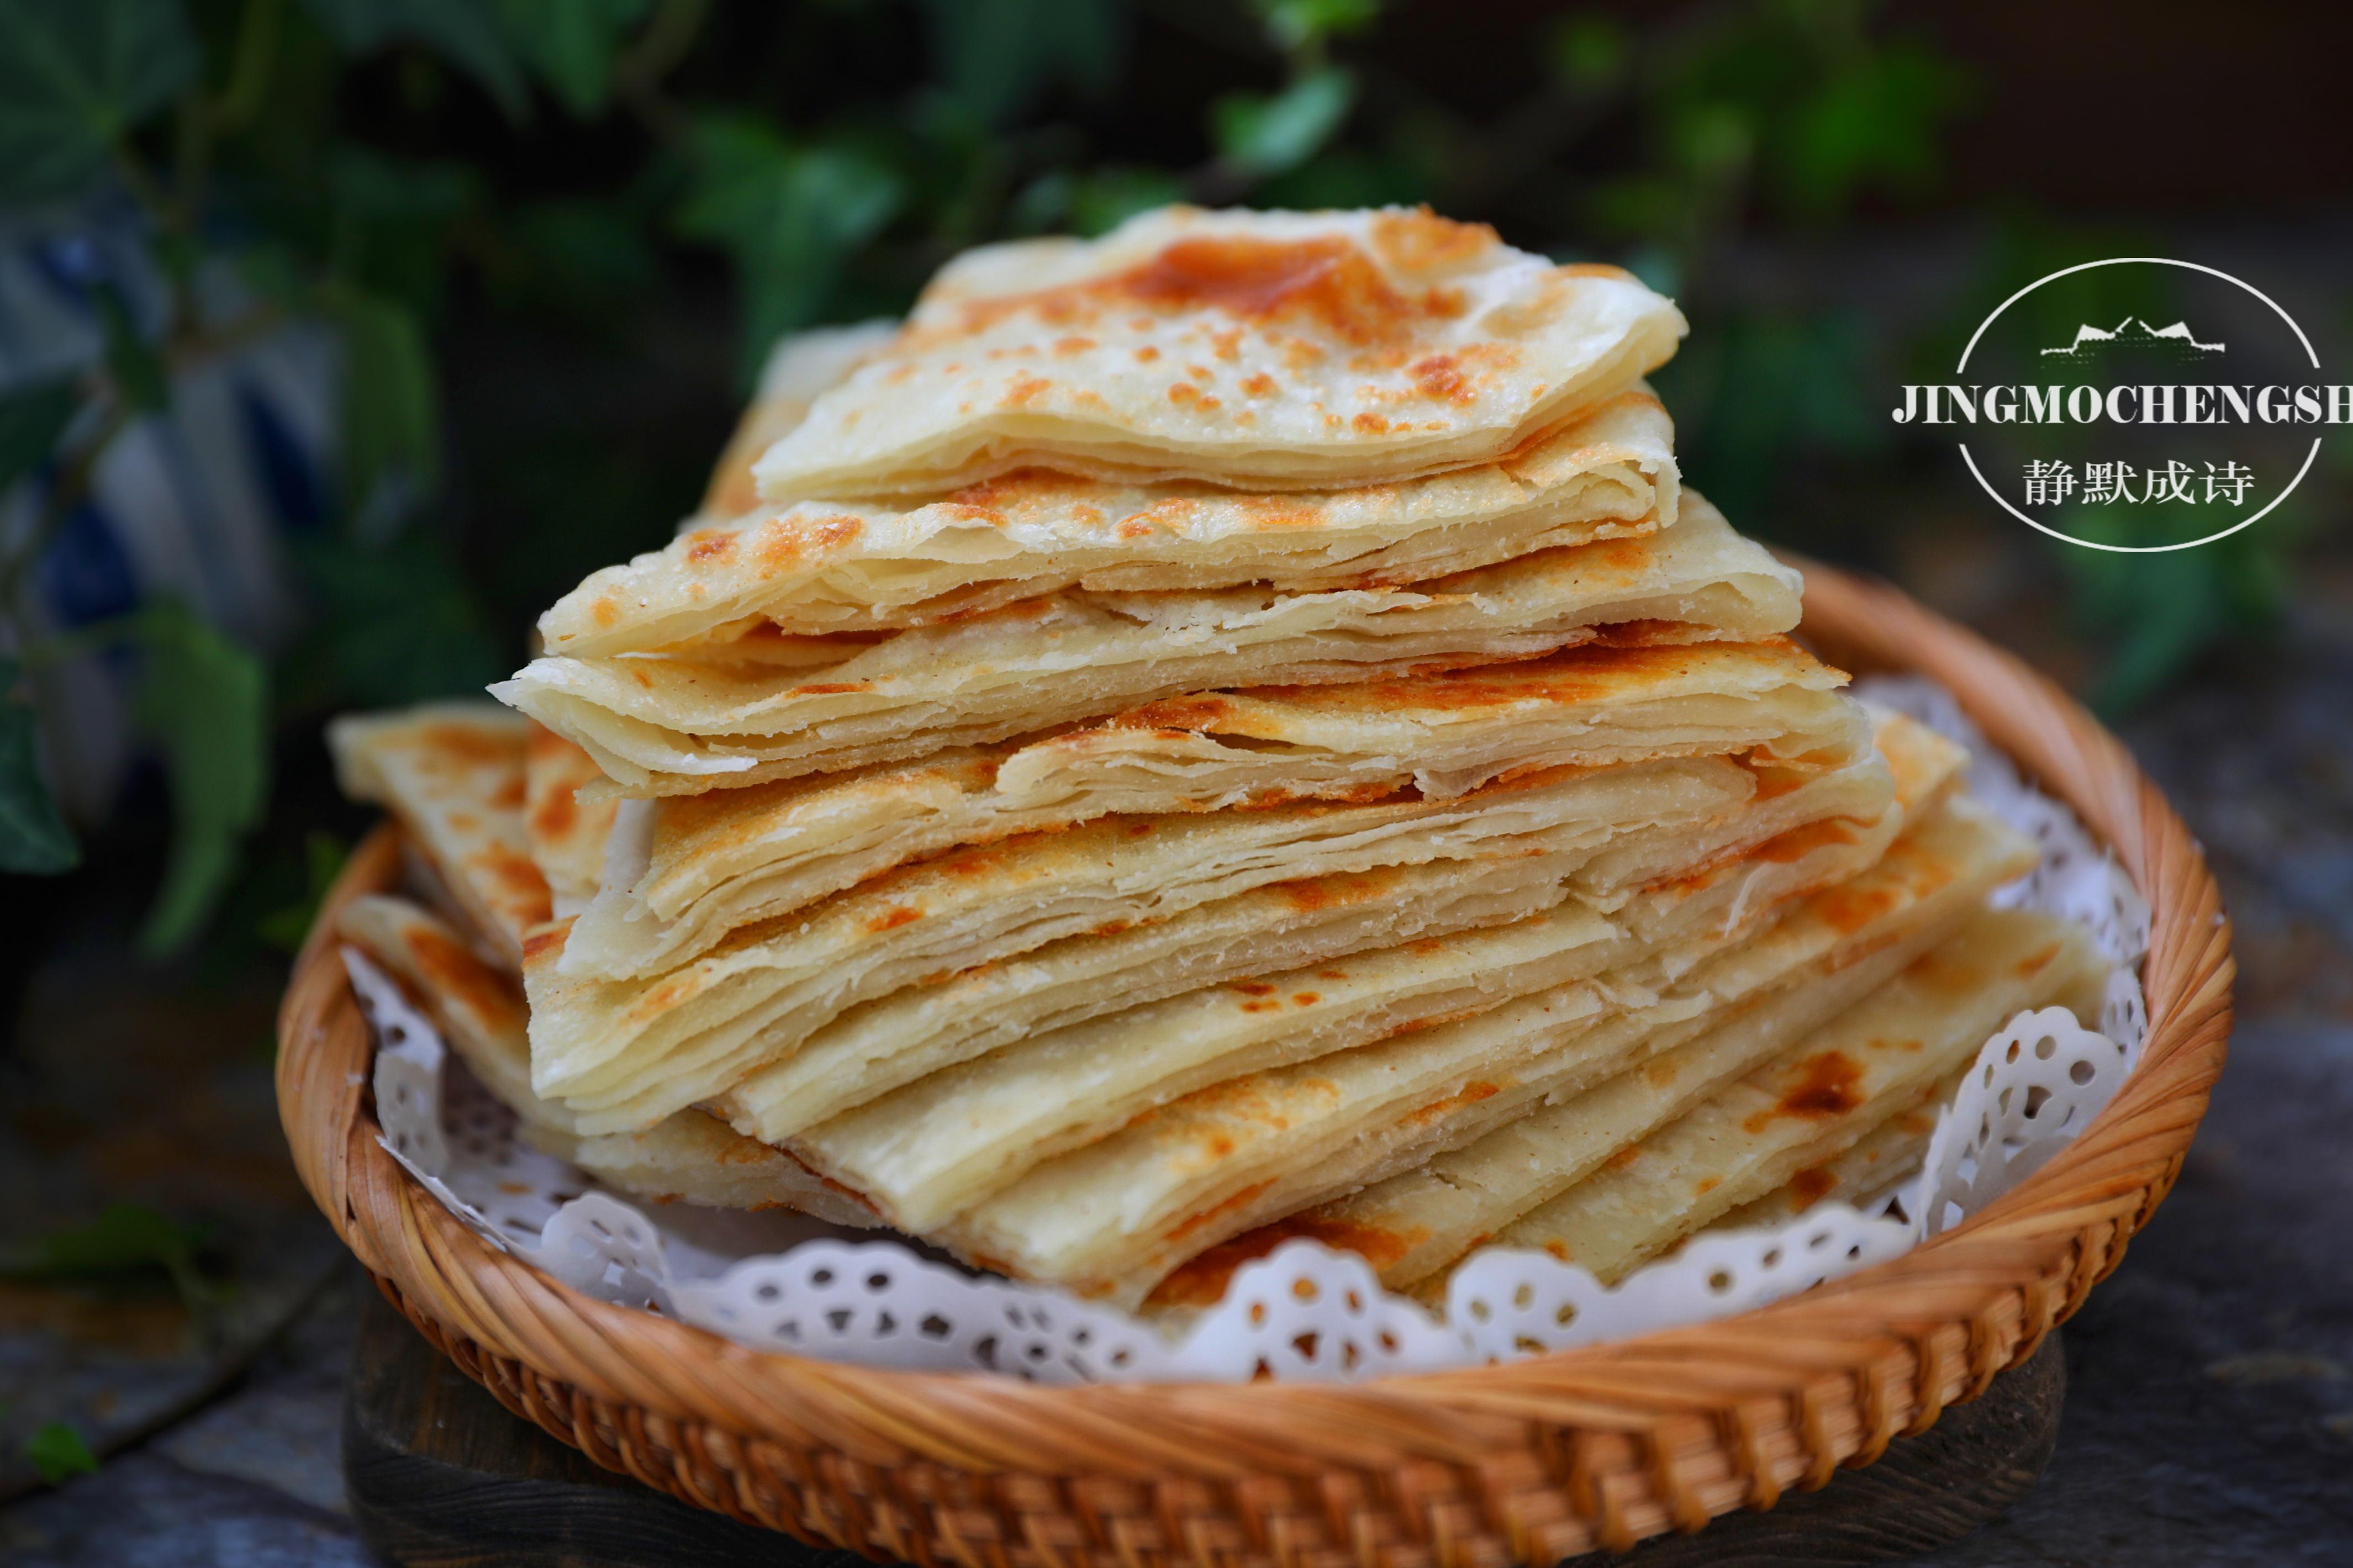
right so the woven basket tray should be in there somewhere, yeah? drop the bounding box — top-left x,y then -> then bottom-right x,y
276,562 -> 2233,1564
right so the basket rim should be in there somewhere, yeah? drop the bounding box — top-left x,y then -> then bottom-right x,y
275,558 -> 2231,1497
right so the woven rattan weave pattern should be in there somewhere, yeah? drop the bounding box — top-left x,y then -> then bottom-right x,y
276,561 -> 2233,1564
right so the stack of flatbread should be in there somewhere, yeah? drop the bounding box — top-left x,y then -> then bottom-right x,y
330,205 -> 2107,1317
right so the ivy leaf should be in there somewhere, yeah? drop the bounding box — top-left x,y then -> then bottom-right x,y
0,376 -> 78,492
1252,0 -> 1380,53
0,0 -> 199,201
1211,67 -> 1355,178
489,0 -> 648,117
293,0 -> 530,119
325,146 -> 481,318
0,659 -> 77,875
673,117 -> 903,384
256,830 -> 347,953
282,530 -> 505,709
24,1422 -> 99,1486
126,605 -> 270,957
1067,167 -> 1184,237
922,0 -> 1124,128
1777,42 -> 1971,218
1548,10 -> 1627,92
0,1202 -> 207,1281
96,282 -> 168,413
321,284 -> 437,534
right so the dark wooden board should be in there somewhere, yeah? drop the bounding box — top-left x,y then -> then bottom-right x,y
344,1293 -> 2064,1567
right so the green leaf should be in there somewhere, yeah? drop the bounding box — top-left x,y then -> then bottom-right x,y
1067,167 -> 1183,237
283,530 -> 505,708
326,146 -> 480,316
1,1202 -> 207,1280
323,284 -> 437,531
0,659 -> 77,875
294,0 -> 530,119
1548,11 -> 1627,92
125,605 -> 270,956
489,0 -> 648,117
1212,66 -> 1355,178
503,198 -> 657,319
922,0 -> 1124,127
1777,42 -> 1970,218
1252,0 -> 1379,52
0,0 -> 199,201
256,829 -> 347,952
0,376 -> 78,492
96,282 -> 168,413
673,116 -> 903,383
24,1422 -> 98,1486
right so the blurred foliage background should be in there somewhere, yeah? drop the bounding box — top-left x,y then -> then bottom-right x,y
0,0 -> 2346,967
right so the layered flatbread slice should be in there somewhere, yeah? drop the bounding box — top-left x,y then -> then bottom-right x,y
1470,909 -> 2106,1289
326,705 -> 549,967
929,797 -> 2006,1308
1702,1061 -> 1965,1234
773,725 -> 1923,1214
527,753 -> 1765,1133
335,894 -> 878,1225
1154,796 -> 2033,1298
565,633 -> 1870,979
523,726 -> 616,918
548,390 -> 1676,656
751,205 -> 1686,500
495,495 -> 1801,794
792,786 -> 1911,1233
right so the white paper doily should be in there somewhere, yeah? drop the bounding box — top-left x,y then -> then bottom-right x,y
350,675 -> 2150,1383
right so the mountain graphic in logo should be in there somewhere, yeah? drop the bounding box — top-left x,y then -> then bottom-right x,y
2039,316 -> 2225,359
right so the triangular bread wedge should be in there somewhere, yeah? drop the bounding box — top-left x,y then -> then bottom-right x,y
1155,796 -> 2034,1299
335,894 -> 878,1225
936,796 -> 2009,1308
523,725 -> 615,917
553,389 -> 1678,655
1702,1060 -> 1966,1235
566,633 -> 1868,979
495,495 -> 1801,794
750,205 -> 1686,499
785,736 -> 1921,1226
526,752 -> 1770,1133
1474,908 -> 2105,1289
326,705 -> 549,967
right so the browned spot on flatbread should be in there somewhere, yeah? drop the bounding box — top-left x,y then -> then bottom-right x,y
756,513 -> 863,574
1370,208 -> 1500,270
403,922 -> 526,1032
1163,1178 -> 1278,1244
530,782 -> 577,845
473,846 -> 554,928
2015,941 -> 2063,977
1745,1051 -> 1865,1132
684,529 -> 737,565
416,722 -> 514,767
864,905 -> 922,934
1101,236 -> 1469,346
1146,1212 -> 1427,1309
1787,1165 -> 1838,1209
1399,1080 -> 1499,1131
